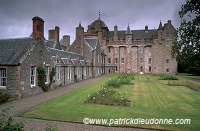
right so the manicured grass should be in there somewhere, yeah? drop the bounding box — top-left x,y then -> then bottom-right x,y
20,74 -> 200,131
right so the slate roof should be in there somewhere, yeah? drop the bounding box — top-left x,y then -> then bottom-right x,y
45,39 -> 67,51
0,37 -> 34,65
45,39 -> 55,48
84,38 -> 98,50
48,48 -> 83,60
91,18 -> 107,28
107,29 -> 158,40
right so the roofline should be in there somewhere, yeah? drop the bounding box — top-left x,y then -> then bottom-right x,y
0,63 -> 20,66
108,29 -> 157,32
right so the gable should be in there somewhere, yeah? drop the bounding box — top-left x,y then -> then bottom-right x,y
0,37 -> 34,65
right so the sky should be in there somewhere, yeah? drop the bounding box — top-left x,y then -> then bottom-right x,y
0,0 -> 186,42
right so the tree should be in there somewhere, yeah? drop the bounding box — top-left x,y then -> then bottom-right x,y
172,0 -> 200,75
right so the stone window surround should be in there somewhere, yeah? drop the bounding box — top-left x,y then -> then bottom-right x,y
140,58 -> 143,64
30,66 -> 36,88
149,66 -> 151,72
108,58 -> 111,64
0,67 -> 7,89
148,58 -> 152,64
115,58 -> 118,64
121,58 -> 124,64
108,47 -> 111,53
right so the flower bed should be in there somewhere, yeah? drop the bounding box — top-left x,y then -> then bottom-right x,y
85,73 -> 134,107
168,80 -> 200,91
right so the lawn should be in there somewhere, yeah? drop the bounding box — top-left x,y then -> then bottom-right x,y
20,74 -> 200,131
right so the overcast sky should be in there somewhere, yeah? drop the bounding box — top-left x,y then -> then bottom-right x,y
0,0 -> 186,42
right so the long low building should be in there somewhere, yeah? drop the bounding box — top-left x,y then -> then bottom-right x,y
0,16 -> 106,98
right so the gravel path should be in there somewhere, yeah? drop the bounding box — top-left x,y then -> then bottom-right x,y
0,75 -> 150,131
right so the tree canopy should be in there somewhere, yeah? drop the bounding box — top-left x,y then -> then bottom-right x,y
172,0 -> 200,75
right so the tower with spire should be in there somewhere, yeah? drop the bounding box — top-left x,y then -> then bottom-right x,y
125,23 -> 133,44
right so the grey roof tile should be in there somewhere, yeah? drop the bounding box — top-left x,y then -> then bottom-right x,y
107,29 -> 158,40
0,37 -> 33,65
84,38 -> 98,50
48,48 -> 83,60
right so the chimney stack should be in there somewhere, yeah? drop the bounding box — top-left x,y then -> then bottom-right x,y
62,35 -> 70,47
48,29 -> 55,40
32,16 -> 44,41
167,20 -> 171,24
114,25 -> 118,36
145,25 -> 148,33
55,26 -> 60,44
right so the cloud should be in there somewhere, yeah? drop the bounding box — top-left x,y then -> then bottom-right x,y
0,0 -> 183,42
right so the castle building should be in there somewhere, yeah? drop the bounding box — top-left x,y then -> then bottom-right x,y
69,17 -> 177,74
0,15 -> 177,98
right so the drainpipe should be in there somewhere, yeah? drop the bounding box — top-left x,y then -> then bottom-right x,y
92,50 -> 94,78
64,66 -> 65,85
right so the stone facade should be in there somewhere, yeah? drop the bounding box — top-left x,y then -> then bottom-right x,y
69,17 -> 177,74
0,15 -> 177,98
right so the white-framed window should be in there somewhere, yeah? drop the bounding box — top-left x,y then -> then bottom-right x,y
68,67 -> 71,79
121,58 -> 124,64
45,66 -> 49,83
30,66 -> 36,87
0,68 -> 6,88
56,66 -> 60,80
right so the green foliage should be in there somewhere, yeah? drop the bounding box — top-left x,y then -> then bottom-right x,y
50,67 -> 56,84
172,0 -> 200,75
112,91 -> 128,101
87,73 -> 133,103
0,93 -> 9,104
87,85 -> 115,102
106,78 -> 121,88
168,80 -> 200,91
37,65 -> 48,92
0,107 -> 24,131
118,72 -> 135,80
159,74 -> 178,80
21,74 -> 200,131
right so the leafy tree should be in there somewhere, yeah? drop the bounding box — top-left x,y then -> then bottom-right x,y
172,0 -> 200,75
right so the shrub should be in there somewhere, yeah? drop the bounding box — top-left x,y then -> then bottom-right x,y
0,93 -> 9,104
159,74 -> 178,80
168,80 -> 200,91
37,65 -> 48,92
118,73 -> 134,80
106,78 -> 121,88
0,107 -> 24,131
112,91 -> 128,101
